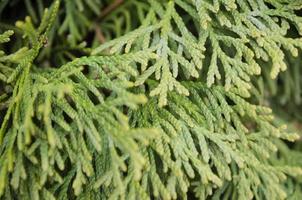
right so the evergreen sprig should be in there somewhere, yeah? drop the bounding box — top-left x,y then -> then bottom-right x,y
1,0 -> 302,200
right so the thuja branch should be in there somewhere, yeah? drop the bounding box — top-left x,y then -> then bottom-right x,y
99,0 -> 124,20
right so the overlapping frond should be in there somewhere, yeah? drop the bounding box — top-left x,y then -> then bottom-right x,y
129,82 -> 301,199
0,0 -> 302,200
0,2 -> 158,198
93,0 -> 302,106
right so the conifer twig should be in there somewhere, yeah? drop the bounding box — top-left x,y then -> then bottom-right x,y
94,0 -> 124,44
99,0 -> 124,20
94,24 -> 106,44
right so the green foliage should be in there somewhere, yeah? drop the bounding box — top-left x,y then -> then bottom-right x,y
93,0 -> 302,106
1,0 -> 302,200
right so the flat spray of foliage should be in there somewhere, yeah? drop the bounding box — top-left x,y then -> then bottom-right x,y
1,0 -> 302,199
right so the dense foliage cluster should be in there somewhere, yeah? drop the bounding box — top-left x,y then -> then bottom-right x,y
1,0 -> 302,199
